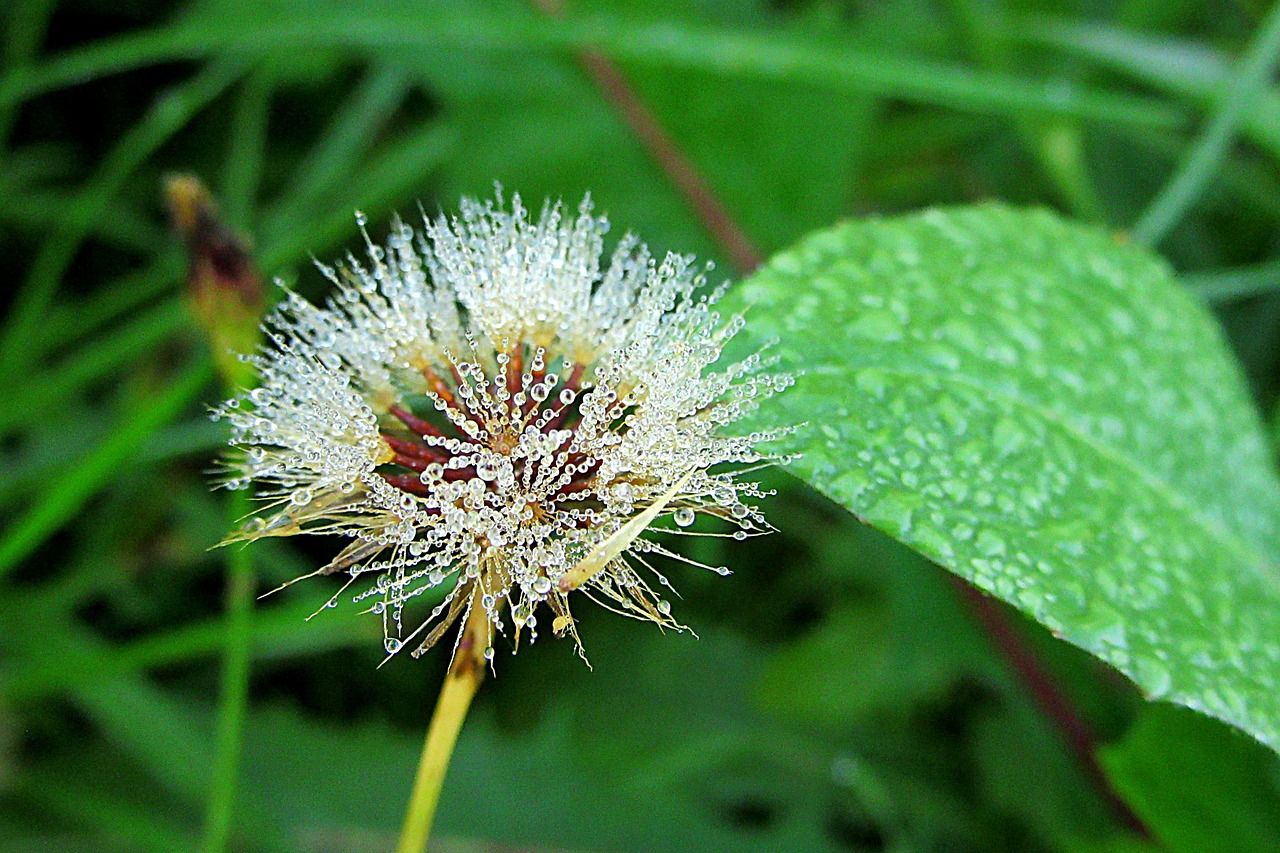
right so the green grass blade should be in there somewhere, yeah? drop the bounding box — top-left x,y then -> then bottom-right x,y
942,0 -> 1104,221
0,189 -> 163,253
0,300 -> 188,434
0,360 -> 213,579
33,252 -> 185,359
267,61 -> 409,230
0,0 -> 55,148
1131,4 -> 1280,245
260,120 -> 455,266
0,13 -> 1187,130
220,68 -> 274,232
1,582 -> 379,703
1184,259 -> 1280,302
0,61 -> 241,384
1024,17 -> 1280,161
24,772 -> 196,853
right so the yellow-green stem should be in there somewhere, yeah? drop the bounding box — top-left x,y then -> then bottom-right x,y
396,590 -> 487,853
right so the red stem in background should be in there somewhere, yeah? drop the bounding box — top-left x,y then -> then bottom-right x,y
532,0 -> 1151,840
953,580 -> 1150,837
532,0 -> 763,274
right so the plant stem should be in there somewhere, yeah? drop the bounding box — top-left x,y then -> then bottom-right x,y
951,579 -> 1149,838
397,587 -> 488,853
200,488 -> 256,853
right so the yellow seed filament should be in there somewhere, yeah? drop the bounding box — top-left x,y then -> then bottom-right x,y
558,469 -> 694,592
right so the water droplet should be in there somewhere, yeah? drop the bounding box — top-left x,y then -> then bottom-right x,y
673,508 -> 695,527
384,637 -> 402,654
532,576 -> 552,595
850,308 -> 902,341
657,599 -> 672,616
1135,657 -> 1173,700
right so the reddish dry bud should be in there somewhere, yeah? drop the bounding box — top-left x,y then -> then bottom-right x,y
165,174 -> 263,389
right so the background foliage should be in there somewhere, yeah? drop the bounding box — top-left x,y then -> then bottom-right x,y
2,1 -> 1280,851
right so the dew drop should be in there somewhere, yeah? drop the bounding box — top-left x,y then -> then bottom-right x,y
673,508 -> 696,527
384,637 -> 402,654
656,599 -> 672,616
532,576 -> 552,595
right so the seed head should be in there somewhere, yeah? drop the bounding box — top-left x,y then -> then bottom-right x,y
216,192 -> 791,664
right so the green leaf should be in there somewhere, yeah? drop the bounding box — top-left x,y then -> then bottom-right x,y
1098,703 -> 1280,852
732,205 -> 1280,752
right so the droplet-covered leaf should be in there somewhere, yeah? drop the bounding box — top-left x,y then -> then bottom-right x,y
733,205 -> 1280,751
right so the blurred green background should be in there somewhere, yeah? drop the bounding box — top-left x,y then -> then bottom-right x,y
4,0 -> 1280,851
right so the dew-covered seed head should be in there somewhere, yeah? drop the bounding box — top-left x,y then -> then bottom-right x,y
214,191 -> 792,666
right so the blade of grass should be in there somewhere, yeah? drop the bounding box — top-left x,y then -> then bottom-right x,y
0,0 -> 55,149
220,68 -> 273,232
0,60 -> 242,384
265,61 -> 409,234
33,252 -> 185,360
3,600 -> 216,803
943,0 -> 1104,221
1,585 -> 379,704
2,599 -> 290,849
1133,125 -> 1280,219
1132,4 -> 1280,245
260,120 -> 455,268
0,300 -> 188,434
22,772 -> 195,853
1023,17 -> 1280,160
0,417 -> 226,516
0,13 -> 1187,131
0,359 -> 213,580
0,188 -> 163,252
1184,258 -> 1280,302
29,116 -> 449,362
